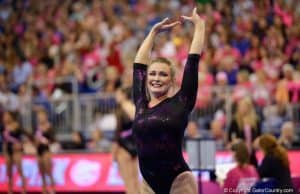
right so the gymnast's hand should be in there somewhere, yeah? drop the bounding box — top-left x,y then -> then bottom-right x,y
181,7 -> 205,28
150,17 -> 181,35
182,7 -> 205,54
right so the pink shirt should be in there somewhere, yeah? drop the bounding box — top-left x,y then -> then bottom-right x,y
232,82 -> 253,102
274,3 -> 293,27
287,81 -> 300,103
224,164 -> 259,194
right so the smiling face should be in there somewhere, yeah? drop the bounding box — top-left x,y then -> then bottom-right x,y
147,60 -> 173,99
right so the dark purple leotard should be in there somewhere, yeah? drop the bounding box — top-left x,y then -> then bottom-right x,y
132,54 -> 200,194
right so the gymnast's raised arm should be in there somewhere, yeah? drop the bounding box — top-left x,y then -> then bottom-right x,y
182,8 -> 205,55
179,8 -> 206,112
133,18 -> 180,106
134,18 -> 181,65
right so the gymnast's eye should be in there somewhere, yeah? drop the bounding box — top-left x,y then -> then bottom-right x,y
159,72 -> 169,77
148,71 -> 156,76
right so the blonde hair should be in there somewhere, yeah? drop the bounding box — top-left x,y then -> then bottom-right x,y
235,97 -> 258,131
259,134 -> 289,168
149,57 -> 176,81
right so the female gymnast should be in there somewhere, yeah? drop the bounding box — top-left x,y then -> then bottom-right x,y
34,109 -> 55,194
2,111 -> 27,194
132,8 -> 205,194
112,87 -> 139,194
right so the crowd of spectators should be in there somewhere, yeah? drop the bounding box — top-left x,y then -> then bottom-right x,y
0,0 -> 300,152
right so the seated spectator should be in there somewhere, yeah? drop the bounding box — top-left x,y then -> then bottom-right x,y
102,66 -> 121,94
232,70 -> 252,102
88,111 -> 117,140
213,71 -> 229,111
11,55 -> 32,92
194,71 -> 214,130
223,141 -> 259,194
185,121 -> 201,139
258,134 -> 296,193
49,140 -> 62,154
278,121 -> 299,149
209,118 -> 225,150
251,70 -> 272,107
87,129 -> 111,152
261,105 -> 285,135
277,64 -> 299,103
0,79 -> 20,111
63,131 -> 86,150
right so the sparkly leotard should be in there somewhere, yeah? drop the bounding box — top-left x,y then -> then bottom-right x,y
132,54 -> 200,194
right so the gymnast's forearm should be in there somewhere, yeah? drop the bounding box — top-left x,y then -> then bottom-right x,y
189,21 -> 205,55
134,31 -> 155,65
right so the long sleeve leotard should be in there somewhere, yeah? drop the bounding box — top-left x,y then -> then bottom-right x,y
132,54 -> 200,194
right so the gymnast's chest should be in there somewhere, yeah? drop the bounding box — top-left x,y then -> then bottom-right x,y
133,106 -> 186,136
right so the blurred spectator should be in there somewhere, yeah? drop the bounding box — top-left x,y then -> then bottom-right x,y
88,110 -> 117,140
17,83 -> 31,128
31,85 -> 51,113
258,134 -> 296,192
212,71 -> 229,111
0,73 -> 19,111
232,70 -> 252,102
32,62 -> 54,97
0,85 -> 19,111
227,97 -> 261,166
276,102 -> 293,122
63,131 -> 86,150
49,141 -> 62,154
278,121 -> 299,149
218,54 -> 239,86
185,121 -> 201,139
209,119 -> 225,150
276,64 -> 296,104
195,66 -> 214,110
284,64 -> 300,103
87,129 -> 111,152
223,141 -> 259,194
102,66 -> 121,94
251,70 -> 272,107
262,105 -> 285,135
192,64 -> 215,130
11,55 -> 32,92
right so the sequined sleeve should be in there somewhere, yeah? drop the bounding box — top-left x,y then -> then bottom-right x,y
178,54 -> 200,112
133,63 -> 148,109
